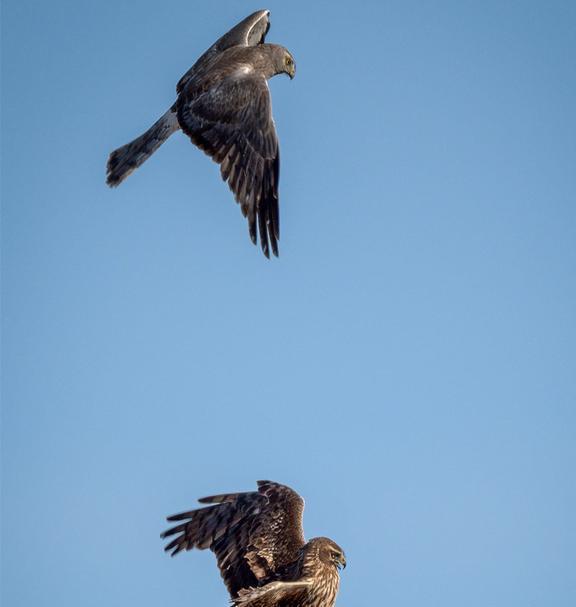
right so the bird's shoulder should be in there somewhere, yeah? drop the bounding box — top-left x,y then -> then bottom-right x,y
178,47 -> 269,97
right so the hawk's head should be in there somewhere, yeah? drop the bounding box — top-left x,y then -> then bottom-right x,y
307,537 -> 347,571
262,44 -> 296,80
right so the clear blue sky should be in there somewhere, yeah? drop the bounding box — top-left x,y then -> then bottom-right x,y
2,1 -> 575,605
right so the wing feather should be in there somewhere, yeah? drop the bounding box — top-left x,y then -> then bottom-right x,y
176,10 -> 270,94
233,581 -> 312,607
176,72 -> 280,257
161,481 -> 305,597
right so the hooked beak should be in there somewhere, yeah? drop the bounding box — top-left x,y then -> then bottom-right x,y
336,554 -> 347,570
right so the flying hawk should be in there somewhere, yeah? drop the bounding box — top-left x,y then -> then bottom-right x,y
106,10 -> 296,258
161,481 -> 346,607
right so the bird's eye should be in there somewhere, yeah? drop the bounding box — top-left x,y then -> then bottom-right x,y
285,56 -> 293,67
331,551 -> 340,559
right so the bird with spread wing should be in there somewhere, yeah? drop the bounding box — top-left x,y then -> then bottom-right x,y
106,10 -> 295,258
161,481 -> 346,607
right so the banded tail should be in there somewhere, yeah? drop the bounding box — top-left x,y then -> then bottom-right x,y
106,107 -> 180,187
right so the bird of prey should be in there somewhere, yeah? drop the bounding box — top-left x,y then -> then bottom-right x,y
161,481 -> 346,607
106,10 -> 296,258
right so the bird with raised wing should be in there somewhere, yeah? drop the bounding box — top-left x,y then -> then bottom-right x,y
106,10 -> 295,258
161,481 -> 346,607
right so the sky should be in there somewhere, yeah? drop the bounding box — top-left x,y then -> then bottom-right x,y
2,0 -> 576,605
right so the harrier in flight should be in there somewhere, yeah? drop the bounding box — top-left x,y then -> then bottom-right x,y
161,481 -> 346,607
106,10 -> 295,258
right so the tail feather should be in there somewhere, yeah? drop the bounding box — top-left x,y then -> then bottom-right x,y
106,107 -> 179,187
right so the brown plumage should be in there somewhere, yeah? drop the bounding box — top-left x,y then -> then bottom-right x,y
106,10 -> 296,258
161,481 -> 346,607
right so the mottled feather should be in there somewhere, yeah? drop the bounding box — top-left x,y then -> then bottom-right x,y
161,481 -> 305,596
234,581 -> 313,607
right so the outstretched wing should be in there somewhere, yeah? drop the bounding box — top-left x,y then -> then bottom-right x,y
234,581 -> 312,607
177,71 -> 280,257
177,10 -> 271,94
161,481 -> 305,597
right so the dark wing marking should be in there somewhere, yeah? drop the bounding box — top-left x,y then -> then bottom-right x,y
177,10 -> 270,94
176,73 -> 280,257
234,581 -> 312,607
161,481 -> 305,597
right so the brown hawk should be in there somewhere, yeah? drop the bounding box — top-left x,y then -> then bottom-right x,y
106,10 -> 296,258
161,481 -> 346,607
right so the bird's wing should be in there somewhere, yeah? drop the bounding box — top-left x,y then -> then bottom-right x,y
161,481 -> 305,597
177,10 -> 271,94
233,581 -> 312,607
177,71 -> 280,257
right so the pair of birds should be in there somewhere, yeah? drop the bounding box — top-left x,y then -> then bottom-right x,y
109,11 -> 346,607
107,10 -> 296,259
161,480 -> 346,607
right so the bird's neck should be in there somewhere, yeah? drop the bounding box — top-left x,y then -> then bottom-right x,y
301,565 -> 340,607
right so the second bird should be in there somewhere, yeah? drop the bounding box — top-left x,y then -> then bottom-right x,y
106,10 -> 296,258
